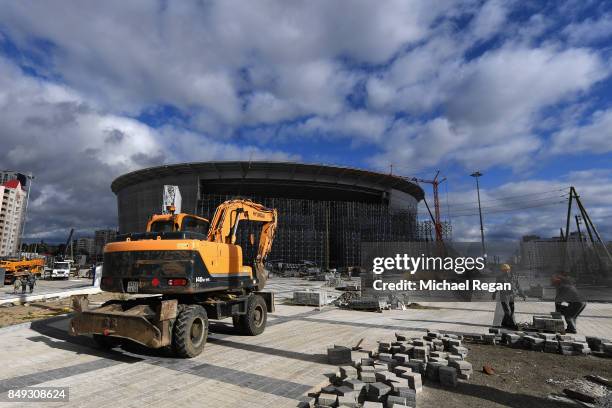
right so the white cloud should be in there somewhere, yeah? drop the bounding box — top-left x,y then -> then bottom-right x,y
564,13 -> 612,45
367,44 -> 608,171
0,0 -> 611,241
0,56 -> 295,239
470,0 -> 508,40
551,109 -> 612,154
442,170 -> 612,241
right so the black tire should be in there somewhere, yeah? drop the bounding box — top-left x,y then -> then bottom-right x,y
233,295 -> 267,336
92,334 -> 122,349
173,305 -> 208,358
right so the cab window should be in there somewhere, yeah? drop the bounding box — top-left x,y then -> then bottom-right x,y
149,220 -> 175,232
181,216 -> 209,234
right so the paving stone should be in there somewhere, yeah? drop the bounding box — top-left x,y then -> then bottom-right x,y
328,345 -> 353,365
438,366 -> 458,387
387,377 -> 409,389
393,366 -> 412,376
375,371 -> 395,382
429,357 -> 448,365
338,394 -> 358,407
400,344 -> 414,354
362,402 -> 383,408
399,372 -> 422,392
340,366 -> 358,379
393,353 -> 410,363
362,358 -> 375,366
411,346 -> 428,360
298,397 -> 317,408
394,386 -> 417,399
425,362 -> 443,381
368,382 -> 391,398
447,354 -> 463,362
361,365 -> 376,373
374,364 -> 388,372
343,378 -> 366,391
412,339 -> 426,347
386,395 -> 410,408
451,345 -> 468,357
318,392 -> 338,406
336,385 -> 355,396
379,353 -> 394,362
360,372 -> 377,383
406,360 -> 426,374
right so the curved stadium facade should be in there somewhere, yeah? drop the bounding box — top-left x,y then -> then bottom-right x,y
111,162 -> 424,269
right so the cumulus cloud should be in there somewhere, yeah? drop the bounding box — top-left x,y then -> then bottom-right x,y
0,0 -> 611,242
0,56 -> 294,240
551,108 -> 612,154
368,44 -> 608,171
564,13 -> 612,45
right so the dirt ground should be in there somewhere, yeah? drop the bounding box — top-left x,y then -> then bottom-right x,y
420,342 -> 612,407
0,292 -> 120,328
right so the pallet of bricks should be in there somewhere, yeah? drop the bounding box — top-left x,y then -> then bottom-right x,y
470,312 -> 612,358
299,330 -> 473,408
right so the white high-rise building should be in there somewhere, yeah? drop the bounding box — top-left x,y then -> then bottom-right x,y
0,179 -> 27,256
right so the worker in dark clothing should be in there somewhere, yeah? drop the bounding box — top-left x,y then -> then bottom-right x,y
27,273 -> 36,294
492,264 -> 526,330
552,273 -> 586,334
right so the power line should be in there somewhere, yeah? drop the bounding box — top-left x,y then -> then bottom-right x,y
445,186 -> 570,208
419,199 -> 567,218
446,193 -> 569,213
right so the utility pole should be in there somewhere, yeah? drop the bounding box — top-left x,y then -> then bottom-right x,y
412,171 -> 446,241
470,171 -> 486,261
18,173 -> 34,259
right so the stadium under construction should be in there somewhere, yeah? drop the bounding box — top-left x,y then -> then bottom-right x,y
111,161 -> 430,269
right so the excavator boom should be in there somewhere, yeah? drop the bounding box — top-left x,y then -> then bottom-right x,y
207,199 -> 277,289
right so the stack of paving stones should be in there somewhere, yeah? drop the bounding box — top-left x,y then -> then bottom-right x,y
463,318 -> 612,359
300,330 -> 473,408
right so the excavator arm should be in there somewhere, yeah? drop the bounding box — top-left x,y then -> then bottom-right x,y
207,199 -> 278,289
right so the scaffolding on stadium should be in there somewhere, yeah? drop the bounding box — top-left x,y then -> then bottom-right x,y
197,194 -> 418,270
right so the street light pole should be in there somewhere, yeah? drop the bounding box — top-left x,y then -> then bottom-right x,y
470,171 -> 486,261
18,173 -> 34,258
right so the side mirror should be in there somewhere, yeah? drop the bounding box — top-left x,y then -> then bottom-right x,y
249,233 -> 255,246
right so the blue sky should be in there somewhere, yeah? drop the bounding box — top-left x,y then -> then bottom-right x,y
0,0 -> 611,241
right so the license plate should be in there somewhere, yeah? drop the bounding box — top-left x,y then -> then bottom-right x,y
126,281 -> 139,293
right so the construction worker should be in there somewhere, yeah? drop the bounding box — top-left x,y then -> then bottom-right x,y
552,273 -> 586,334
27,273 -> 36,294
13,277 -> 22,294
492,263 -> 525,330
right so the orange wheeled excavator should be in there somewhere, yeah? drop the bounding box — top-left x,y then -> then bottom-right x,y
70,199 -> 278,357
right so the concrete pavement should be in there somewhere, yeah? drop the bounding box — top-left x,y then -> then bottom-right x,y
1,295 -> 611,408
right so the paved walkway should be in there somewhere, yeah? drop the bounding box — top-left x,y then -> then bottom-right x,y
1,279 -> 93,300
0,299 -> 611,408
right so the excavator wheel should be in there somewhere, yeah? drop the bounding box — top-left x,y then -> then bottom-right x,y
233,295 -> 267,336
173,305 -> 208,358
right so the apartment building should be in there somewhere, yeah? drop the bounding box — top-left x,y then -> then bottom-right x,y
0,179 -> 27,256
